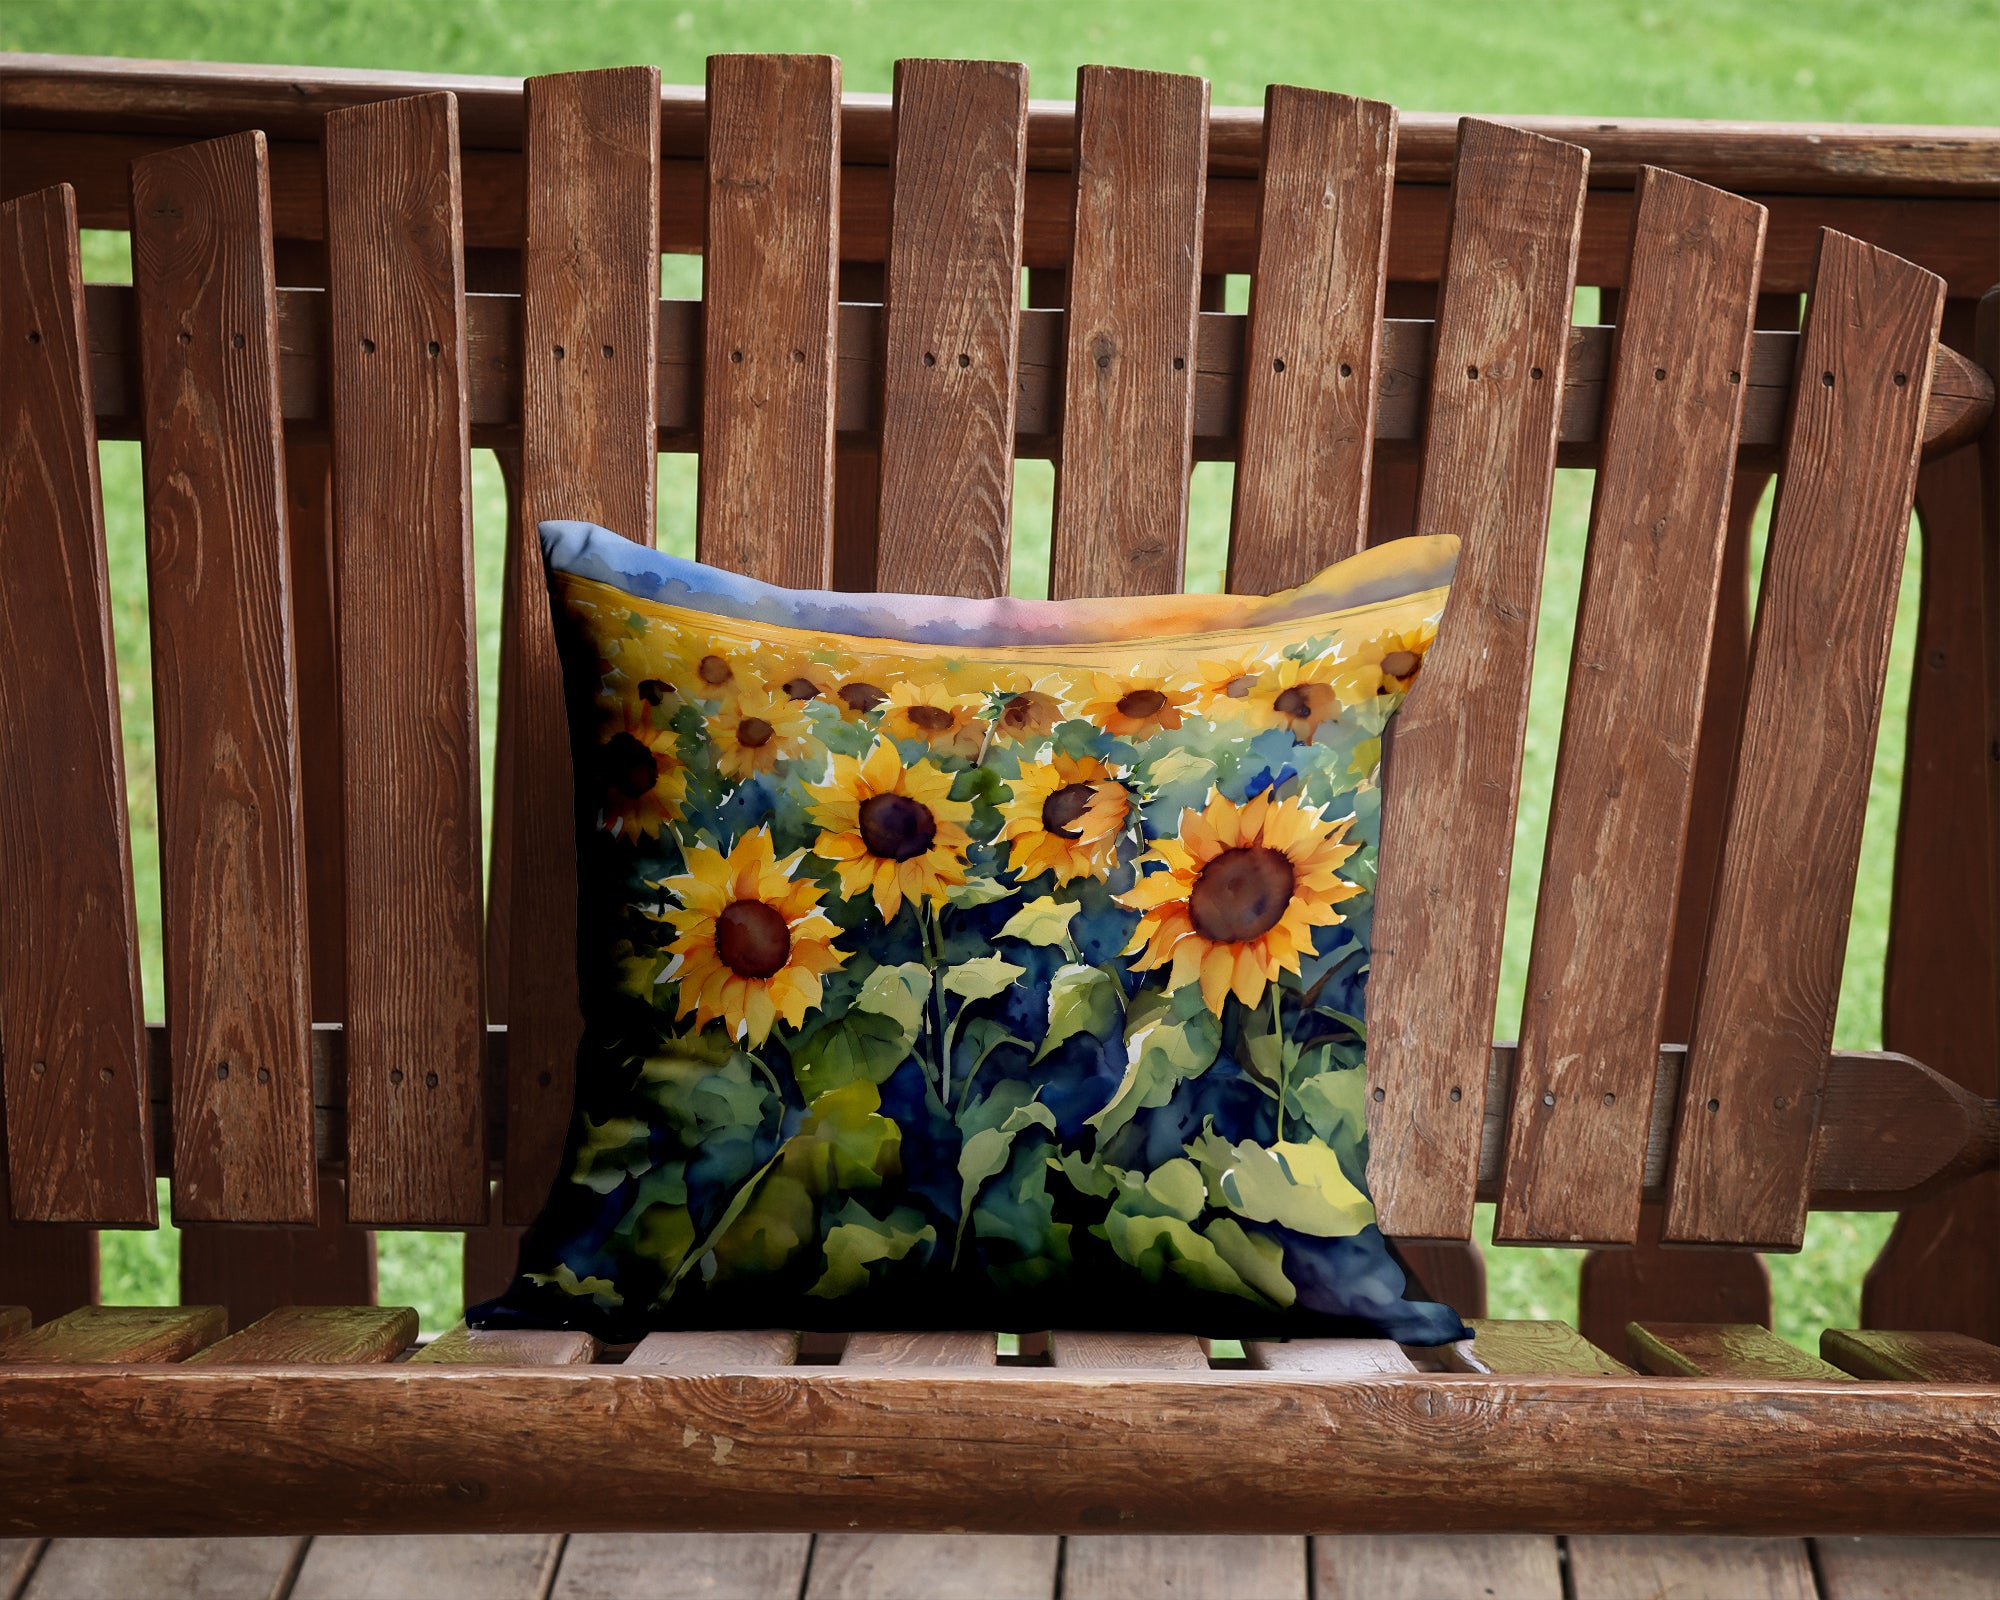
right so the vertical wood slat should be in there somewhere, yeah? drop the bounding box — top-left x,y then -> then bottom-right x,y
1982,291 -> 2000,1115
0,1195 -> 97,1324
698,53 -> 841,588
1365,121 -> 1589,1240
1048,66 -> 1209,601
501,67 -> 661,1225
1229,88 -> 1397,591
0,183 -> 154,1225
323,93 -> 487,1226
1496,169 -> 1766,1246
128,132 -> 317,1224
178,1172 -> 376,1327
1666,231 -> 1946,1249
874,57 -> 1028,599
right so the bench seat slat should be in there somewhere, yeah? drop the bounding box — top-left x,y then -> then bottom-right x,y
1245,1339 -> 1417,1375
1436,1318 -> 1634,1376
1048,1331 -> 1208,1370
412,1320 -> 599,1366
624,1329 -> 800,1367
1627,1321 -> 1849,1380
0,184 -> 154,1226
177,1171 -> 376,1326
1821,1328 -> 2000,1382
185,1303 -> 417,1365
0,1304 -> 225,1363
841,1331 -> 997,1367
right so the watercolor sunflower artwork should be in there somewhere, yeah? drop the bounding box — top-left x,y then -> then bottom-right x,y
476,522 -> 1471,1345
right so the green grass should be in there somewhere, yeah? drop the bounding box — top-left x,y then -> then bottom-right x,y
20,0 -> 1979,1343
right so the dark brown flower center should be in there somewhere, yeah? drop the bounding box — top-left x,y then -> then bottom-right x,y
737,716 -> 774,749
1040,782 -> 1096,841
839,682 -> 888,714
638,678 -> 673,706
1117,688 -> 1167,720
697,654 -> 733,686
1273,686 -> 1316,719
1001,695 -> 1035,728
905,704 -> 955,732
1222,674 -> 1255,699
715,899 -> 790,980
858,793 -> 938,861
1379,649 -> 1421,680
782,676 -> 821,701
603,732 -> 660,798
1188,846 -> 1296,945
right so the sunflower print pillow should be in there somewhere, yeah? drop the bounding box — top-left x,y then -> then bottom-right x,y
473,523 -> 1469,1345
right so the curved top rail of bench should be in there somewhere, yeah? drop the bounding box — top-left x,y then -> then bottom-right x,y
3,50 -> 1997,196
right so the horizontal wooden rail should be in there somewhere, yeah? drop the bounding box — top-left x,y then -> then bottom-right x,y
80,286 -> 1994,464
134,1024 -> 1999,1216
5,52 -> 1997,195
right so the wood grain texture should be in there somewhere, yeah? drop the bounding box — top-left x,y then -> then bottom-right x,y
129,132 -> 316,1225
1815,1537 -> 2000,1600
1365,121 -> 1589,1240
1315,1535 -> 1561,1600
1627,1321 -> 1849,1380
841,1331 -> 995,1366
185,1304 -> 416,1365
1577,1203 -> 1770,1362
1228,89 -> 1395,590
1566,1537 -> 1816,1600
459,1176 -> 522,1312
0,1304 -> 224,1363
873,59 -> 1027,599
1048,1331 -> 1207,1369
1245,1339 -> 1417,1374
1048,66 -> 1209,600
698,54 -> 840,587
1981,292 -> 2000,1154
0,1189 -> 96,1324
323,93 -> 487,1226
1499,171 -> 1765,1246
1064,1537 -> 1305,1600
501,68 -> 661,1227
808,1535 -> 1058,1600
178,1171 -> 375,1326
0,1307 -> 26,1341
20,1536 -> 305,1600
1822,1329 -> 2000,1382
624,1329 -> 799,1367
1667,232 -> 1946,1249
554,1533 -> 813,1600
0,184 -> 153,1225
289,1536 -> 560,1600
1441,1319 -> 1634,1376
411,1321 -> 598,1367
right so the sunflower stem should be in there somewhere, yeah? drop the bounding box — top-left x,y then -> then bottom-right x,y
920,901 -> 950,1102
1268,981 -> 1287,1141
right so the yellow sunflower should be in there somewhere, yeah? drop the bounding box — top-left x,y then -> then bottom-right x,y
1118,789 -> 1362,1017
1078,667 -> 1193,740
766,652 -> 840,706
655,827 -> 846,1046
1191,652 -> 1266,719
1258,657 -> 1345,744
1333,620 -> 1438,705
998,754 -> 1131,885
882,680 -> 986,758
711,686 -> 817,779
986,671 -> 1069,744
670,639 -> 757,702
829,663 -> 895,722
593,701 -> 688,838
806,739 -> 974,921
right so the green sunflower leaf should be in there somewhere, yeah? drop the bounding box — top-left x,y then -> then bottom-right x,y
1085,1006 -> 1221,1141
996,895 -> 1081,947
854,960 -> 932,1032
943,875 -> 1014,909
809,1201 -> 937,1299
1034,963 -> 1122,1062
942,954 -> 1027,1002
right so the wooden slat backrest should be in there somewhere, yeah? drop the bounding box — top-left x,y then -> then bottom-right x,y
500,66 -> 661,1224
698,54 -> 840,587
1228,88 -> 1396,589
127,131 -> 317,1224
1495,169 -> 1767,1247
1365,120 -> 1590,1241
0,182 -> 154,1225
1665,230 -> 1946,1250
322,93 -> 486,1226
1048,66 -> 1209,600
873,58 -> 1029,599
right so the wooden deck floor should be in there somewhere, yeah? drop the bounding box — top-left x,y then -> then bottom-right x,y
5,1533 -> 1997,1599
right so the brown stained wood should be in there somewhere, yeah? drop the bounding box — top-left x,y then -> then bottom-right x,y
178,1171 -> 375,1326
1064,1537 -> 1306,1600
461,1176 -> 522,1312
0,1304 -> 224,1363
1565,1537 -> 1817,1600
184,1304 -> 416,1365
841,1331 -> 995,1366
128,132 -> 317,1225
323,94 -> 487,1226
1366,121 -> 1589,1241
1815,1537 -> 2000,1600
1315,1535 -> 1562,1600
699,54 -> 840,587
1577,1203 -> 1770,1362
1246,1339 -> 1417,1375
555,1534 -> 814,1600
1822,1328 -> 2000,1382
624,1329 -> 799,1367
0,1190 -> 96,1324
1392,1238 -> 1486,1317
0,1308 -> 26,1341
1229,89 -> 1395,589
1627,1321 -> 1849,1380
1667,233 -> 1947,1250
873,59 -> 1028,599
1048,67 -> 1208,600
1981,292 -> 2000,1150
501,69 -> 661,1228
1048,1331 -> 1207,1369
21,1536 -> 306,1600
1440,1319 -> 1634,1376
807,1535 -> 1059,1600
1499,171 -> 1766,1247
284,436 -> 346,1023
290,1535 -> 561,1600
412,1321 -> 598,1366
0,185 -> 153,1226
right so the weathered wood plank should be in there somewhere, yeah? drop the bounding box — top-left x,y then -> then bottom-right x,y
554,1533 -> 813,1600
1566,1536 -> 1816,1600
841,1331 -> 996,1367
21,1537 -> 304,1600
323,92 -> 487,1226
1229,88 -> 1395,588
1500,170 -> 1765,1246
1048,1331 -> 1207,1370
624,1329 -> 799,1367
412,1321 -> 598,1367
808,1535 -> 1058,1600
1064,1537 -> 1306,1600
185,1304 -> 416,1365
1366,120 -> 1589,1240
1438,1319 -> 1634,1376
698,53 -> 840,587
1822,1329 -> 2000,1382
1315,1535 -> 1561,1600
873,58 -> 1027,599
1667,231 -> 1946,1249
1048,66 -> 1208,599
1245,1339 -> 1417,1375
129,131 -> 317,1226
1627,1321 -> 1849,1381
1814,1537 -> 2000,1600
290,1536 -> 560,1600
0,1305 -> 224,1363
1577,1203 -> 1770,1363
0,184 -> 153,1225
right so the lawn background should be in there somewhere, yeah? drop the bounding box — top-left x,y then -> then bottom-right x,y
8,0 -> 1995,1342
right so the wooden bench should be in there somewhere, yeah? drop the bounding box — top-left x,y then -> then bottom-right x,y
1,51 -> 1998,1540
